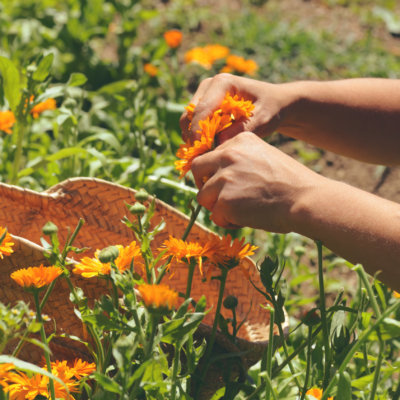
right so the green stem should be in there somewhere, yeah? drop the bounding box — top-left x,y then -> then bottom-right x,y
195,268 -> 228,396
61,218 -> 85,263
33,290 -> 56,400
321,300 -> 400,400
170,343 -> 181,400
300,326 -> 313,400
10,121 -> 27,185
185,261 -> 196,299
265,307 -> 275,400
316,240 -> 331,389
181,204 -> 202,241
353,264 -> 384,400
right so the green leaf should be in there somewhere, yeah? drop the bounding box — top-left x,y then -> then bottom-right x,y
336,371 -> 352,399
161,312 -> 205,344
18,147 -> 89,177
79,131 -> 122,153
67,72 -> 87,87
0,56 -> 21,111
368,317 -> 400,341
32,53 -> 54,82
93,372 -> 122,394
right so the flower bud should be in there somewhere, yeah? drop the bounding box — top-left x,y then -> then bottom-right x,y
302,308 -> 320,327
129,202 -> 146,216
135,189 -> 149,203
98,246 -> 119,263
223,295 -> 238,310
42,221 -> 58,235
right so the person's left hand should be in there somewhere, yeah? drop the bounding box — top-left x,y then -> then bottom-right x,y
191,131 -> 323,232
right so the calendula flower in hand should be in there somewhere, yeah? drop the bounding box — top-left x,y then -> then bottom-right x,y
10,264 -> 63,289
0,111 -> 15,134
175,92 -> 254,178
30,98 -> 57,119
137,283 -> 179,311
0,227 -> 14,258
164,30 -> 182,48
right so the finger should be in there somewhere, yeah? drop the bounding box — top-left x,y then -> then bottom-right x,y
216,121 -> 247,145
180,78 -> 213,142
190,74 -> 235,140
210,201 -> 242,229
191,151 -> 220,189
196,174 -> 224,211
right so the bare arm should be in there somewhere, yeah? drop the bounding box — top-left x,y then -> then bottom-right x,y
181,74 -> 400,165
191,132 -> 400,291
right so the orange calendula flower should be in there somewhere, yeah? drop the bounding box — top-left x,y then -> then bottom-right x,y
184,44 -> 230,69
10,264 -> 63,289
222,54 -> 258,76
144,63 -> 158,77
175,92 -> 255,178
306,387 -> 333,400
207,234 -> 258,278
394,291 -> 400,298
137,283 -> 179,310
158,236 -> 212,275
164,30 -> 182,48
0,363 -> 14,388
30,98 -> 57,119
0,227 -> 14,258
50,358 -> 95,381
0,110 -> 15,134
4,371 -> 49,400
73,241 -> 143,278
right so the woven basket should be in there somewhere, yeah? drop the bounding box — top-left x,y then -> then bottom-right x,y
0,177 -> 288,367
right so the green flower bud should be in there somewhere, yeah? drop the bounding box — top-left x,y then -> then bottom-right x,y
302,308 -> 320,327
223,295 -> 238,310
135,189 -> 149,203
129,202 -> 146,216
42,221 -> 58,235
98,246 -> 119,263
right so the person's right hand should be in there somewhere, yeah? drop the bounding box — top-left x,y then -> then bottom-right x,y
180,73 -> 291,145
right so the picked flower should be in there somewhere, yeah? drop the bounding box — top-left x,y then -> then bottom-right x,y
10,264 -> 63,289
206,234 -> 258,278
158,235 -> 212,275
175,92 -> 254,178
306,387 -> 333,400
30,98 -> 57,119
0,227 -> 14,258
73,241 -> 143,278
0,110 -> 15,134
164,29 -> 182,48
137,283 -> 179,311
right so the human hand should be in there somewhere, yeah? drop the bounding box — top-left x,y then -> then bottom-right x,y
191,131 -> 323,232
180,73 -> 290,144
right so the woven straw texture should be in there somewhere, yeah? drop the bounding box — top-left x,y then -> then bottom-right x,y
0,177 -> 287,365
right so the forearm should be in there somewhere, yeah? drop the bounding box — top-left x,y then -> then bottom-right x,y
278,78 -> 400,165
291,177 -> 400,290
